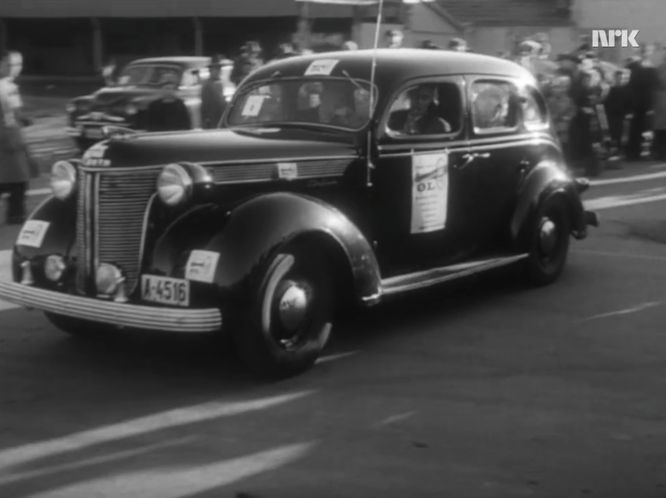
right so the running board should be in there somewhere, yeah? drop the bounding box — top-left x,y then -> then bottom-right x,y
381,254 -> 529,297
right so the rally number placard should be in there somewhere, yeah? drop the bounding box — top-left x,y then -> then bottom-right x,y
410,153 -> 449,234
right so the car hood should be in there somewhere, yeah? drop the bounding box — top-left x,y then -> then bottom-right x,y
89,87 -> 172,107
91,128 -> 360,167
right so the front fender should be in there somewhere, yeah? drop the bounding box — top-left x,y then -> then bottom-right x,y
148,193 -> 381,304
12,196 -> 76,282
511,161 -> 587,248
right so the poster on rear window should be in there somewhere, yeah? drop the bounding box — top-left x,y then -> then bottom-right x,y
410,152 -> 449,234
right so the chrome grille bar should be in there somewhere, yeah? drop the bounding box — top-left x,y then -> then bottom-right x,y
95,168 -> 160,293
75,170 -> 93,293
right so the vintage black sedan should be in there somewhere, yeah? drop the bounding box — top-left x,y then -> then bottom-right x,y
0,50 -> 597,377
66,56 -> 235,150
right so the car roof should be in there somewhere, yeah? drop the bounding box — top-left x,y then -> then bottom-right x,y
127,56 -> 213,68
249,49 -> 535,85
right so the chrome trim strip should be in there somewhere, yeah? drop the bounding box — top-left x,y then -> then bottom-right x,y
381,254 -> 528,297
79,155 -> 360,173
0,281 -> 222,333
378,141 -> 468,153
93,172 -> 100,274
137,193 -> 157,276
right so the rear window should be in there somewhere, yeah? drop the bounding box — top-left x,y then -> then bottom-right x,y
470,80 -> 521,133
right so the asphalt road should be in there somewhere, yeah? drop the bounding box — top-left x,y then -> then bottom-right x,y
1,162 -> 666,497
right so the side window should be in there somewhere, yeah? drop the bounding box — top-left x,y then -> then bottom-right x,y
387,81 -> 462,136
520,86 -> 548,130
470,80 -> 520,133
181,69 -> 199,87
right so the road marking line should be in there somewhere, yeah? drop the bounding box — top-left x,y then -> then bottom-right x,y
316,350 -> 359,364
0,390 -> 314,471
375,411 -> 416,428
14,442 -> 315,498
584,193 -> 666,210
590,170 -> 666,186
583,302 -> 661,321
573,249 -> 666,262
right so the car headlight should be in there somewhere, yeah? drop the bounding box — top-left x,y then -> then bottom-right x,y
157,163 -> 193,206
66,102 -> 76,114
50,160 -> 77,200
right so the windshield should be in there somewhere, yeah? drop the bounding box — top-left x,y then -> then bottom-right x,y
227,77 -> 374,130
116,64 -> 183,88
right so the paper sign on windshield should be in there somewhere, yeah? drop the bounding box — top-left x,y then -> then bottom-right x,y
241,95 -> 267,117
410,152 -> 449,234
305,59 -> 339,76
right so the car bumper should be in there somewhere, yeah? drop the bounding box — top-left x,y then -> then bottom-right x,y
0,281 -> 222,333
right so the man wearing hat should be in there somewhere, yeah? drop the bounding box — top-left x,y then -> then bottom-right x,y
385,29 -> 404,49
448,38 -> 468,52
200,54 -> 228,129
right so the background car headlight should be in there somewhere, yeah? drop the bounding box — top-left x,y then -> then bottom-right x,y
66,102 -> 76,114
50,161 -> 77,200
157,163 -> 193,206
125,103 -> 139,115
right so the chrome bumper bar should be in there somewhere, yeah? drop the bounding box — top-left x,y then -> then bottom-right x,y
0,281 -> 222,333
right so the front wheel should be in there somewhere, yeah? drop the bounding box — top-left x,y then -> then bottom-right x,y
524,197 -> 571,286
232,246 -> 334,378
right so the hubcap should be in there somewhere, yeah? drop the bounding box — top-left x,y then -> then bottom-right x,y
277,281 -> 310,332
539,218 -> 558,256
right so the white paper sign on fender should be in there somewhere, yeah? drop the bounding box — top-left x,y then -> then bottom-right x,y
410,152 -> 449,234
17,220 -> 50,248
185,250 -> 220,283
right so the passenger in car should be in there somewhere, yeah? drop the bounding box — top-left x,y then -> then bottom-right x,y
389,85 -> 452,135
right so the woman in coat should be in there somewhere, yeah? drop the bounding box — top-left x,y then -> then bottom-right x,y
0,50 -> 31,224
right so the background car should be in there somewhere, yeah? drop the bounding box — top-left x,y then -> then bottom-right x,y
65,56 -> 235,151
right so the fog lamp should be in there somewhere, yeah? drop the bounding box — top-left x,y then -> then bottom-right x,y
157,163 -> 193,207
96,263 -> 123,296
50,161 -> 77,200
45,255 -> 67,282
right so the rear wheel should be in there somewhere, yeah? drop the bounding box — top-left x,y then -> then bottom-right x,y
525,197 -> 571,286
232,245 -> 334,378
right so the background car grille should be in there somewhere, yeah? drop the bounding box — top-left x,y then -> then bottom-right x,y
76,168 -> 160,295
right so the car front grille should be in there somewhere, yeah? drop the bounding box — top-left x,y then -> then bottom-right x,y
76,167 -> 160,295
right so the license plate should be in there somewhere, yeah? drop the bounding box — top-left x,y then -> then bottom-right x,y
84,127 -> 104,139
141,275 -> 190,307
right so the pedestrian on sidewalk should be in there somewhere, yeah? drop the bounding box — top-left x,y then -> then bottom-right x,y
626,45 -> 659,160
604,69 -> 632,160
200,54 -> 228,129
0,50 -> 33,224
652,48 -> 666,160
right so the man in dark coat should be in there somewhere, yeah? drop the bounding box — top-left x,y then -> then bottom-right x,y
389,85 -> 452,135
200,54 -> 228,129
626,46 -> 659,160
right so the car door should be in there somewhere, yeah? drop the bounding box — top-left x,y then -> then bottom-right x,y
464,76 -> 547,247
372,76 -> 476,275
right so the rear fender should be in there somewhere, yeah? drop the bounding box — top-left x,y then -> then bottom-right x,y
511,161 -> 587,248
148,193 -> 381,305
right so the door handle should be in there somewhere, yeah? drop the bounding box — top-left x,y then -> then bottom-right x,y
456,152 -> 490,169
